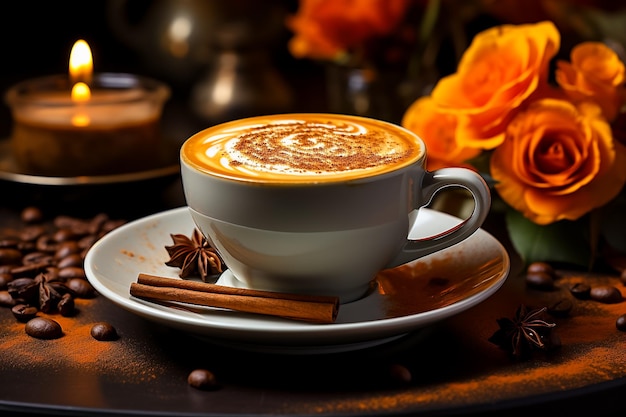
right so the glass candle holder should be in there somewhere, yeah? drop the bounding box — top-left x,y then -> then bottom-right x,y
5,73 -> 170,177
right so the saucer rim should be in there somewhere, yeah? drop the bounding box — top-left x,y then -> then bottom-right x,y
84,206 -> 510,349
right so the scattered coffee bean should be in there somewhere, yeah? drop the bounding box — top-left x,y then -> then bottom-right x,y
90,322 -> 119,341
55,241 -> 81,259
56,253 -> 83,269
525,271 -> 554,290
11,304 -> 38,322
187,369 -> 219,391
7,277 -> 38,301
527,262 -> 556,278
0,290 -> 17,307
0,207 -> 126,339
0,248 -> 23,266
66,278 -> 96,298
22,251 -> 54,266
620,270 -> 626,286
616,314 -> 626,331
590,286 -> 623,304
547,298 -> 573,317
569,283 -> 591,300
36,235 -> 59,252
58,267 -> 87,280
387,363 -> 412,384
19,225 -> 46,242
57,293 -> 76,317
20,206 -> 43,224
0,273 -> 13,289
25,317 -> 63,339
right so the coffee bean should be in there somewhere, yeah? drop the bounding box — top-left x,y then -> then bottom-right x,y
22,251 -> 54,266
55,241 -> 81,259
590,286 -> 623,304
7,277 -> 38,301
0,248 -> 22,265
617,314 -> 626,331
525,271 -> 554,290
569,283 -> 591,300
11,304 -> 38,322
57,293 -> 76,317
77,235 -> 98,250
36,235 -> 59,252
0,238 -> 20,249
20,225 -> 46,242
56,253 -> 83,269
0,290 -> 17,307
20,206 -> 43,224
547,298 -> 573,317
0,273 -> 13,289
620,270 -> 626,286
66,278 -> 96,298
25,317 -> 63,339
59,267 -> 87,280
187,369 -> 219,390
527,262 -> 556,278
53,228 -> 79,243
387,363 -> 412,384
90,322 -> 119,341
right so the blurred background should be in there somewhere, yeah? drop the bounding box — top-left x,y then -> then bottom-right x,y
0,0 -> 322,143
2,0 -> 623,141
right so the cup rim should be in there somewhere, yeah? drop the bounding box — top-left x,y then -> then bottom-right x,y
180,113 -> 426,185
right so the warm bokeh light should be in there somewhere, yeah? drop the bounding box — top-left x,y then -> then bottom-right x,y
71,82 -> 91,102
70,81 -> 91,126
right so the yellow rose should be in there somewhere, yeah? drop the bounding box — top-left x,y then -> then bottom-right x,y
555,41 -> 626,121
402,96 -> 480,170
490,98 -> 626,225
430,21 -> 560,150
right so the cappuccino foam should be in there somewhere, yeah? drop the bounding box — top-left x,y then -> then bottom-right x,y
182,114 -> 423,183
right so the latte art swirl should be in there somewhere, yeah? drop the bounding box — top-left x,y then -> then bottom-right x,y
227,121 -> 409,175
183,115 -> 423,183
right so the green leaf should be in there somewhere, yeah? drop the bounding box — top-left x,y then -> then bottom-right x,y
505,209 -> 593,268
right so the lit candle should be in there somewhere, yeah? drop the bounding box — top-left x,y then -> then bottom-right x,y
5,39 -> 170,177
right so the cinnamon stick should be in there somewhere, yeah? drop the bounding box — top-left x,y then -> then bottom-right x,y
130,273 -> 339,324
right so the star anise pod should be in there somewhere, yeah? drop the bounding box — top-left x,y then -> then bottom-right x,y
488,304 -> 558,360
164,229 -> 224,282
7,272 -> 71,313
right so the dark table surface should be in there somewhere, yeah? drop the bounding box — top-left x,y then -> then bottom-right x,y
1,168 -> 626,417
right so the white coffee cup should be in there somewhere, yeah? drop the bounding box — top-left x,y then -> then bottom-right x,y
180,113 -> 491,303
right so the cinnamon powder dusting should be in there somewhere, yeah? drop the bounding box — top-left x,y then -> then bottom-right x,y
0,298 -> 164,384
280,270 -> 626,415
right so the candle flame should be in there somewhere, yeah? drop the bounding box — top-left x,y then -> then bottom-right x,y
69,39 -> 93,85
69,40 -> 93,126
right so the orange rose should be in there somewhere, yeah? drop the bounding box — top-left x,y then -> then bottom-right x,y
430,21 -> 560,150
402,96 -> 480,170
555,41 -> 626,121
286,0 -> 411,61
490,98 -> 626,225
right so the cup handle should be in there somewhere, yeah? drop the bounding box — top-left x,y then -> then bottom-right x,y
386,167 -> 491,269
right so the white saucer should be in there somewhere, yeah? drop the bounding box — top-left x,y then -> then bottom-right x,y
84,207 -> 510,354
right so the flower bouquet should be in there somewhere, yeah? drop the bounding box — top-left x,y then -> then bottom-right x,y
402,20 -> 626,270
